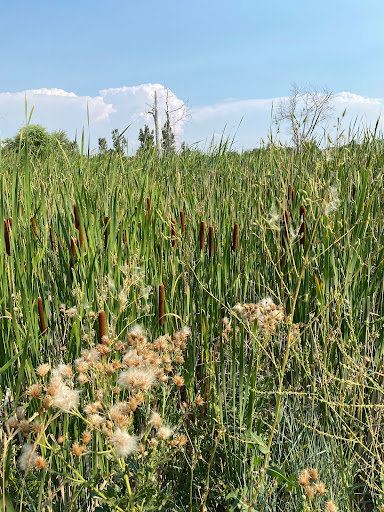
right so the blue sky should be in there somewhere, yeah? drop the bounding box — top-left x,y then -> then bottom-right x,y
1,0 -> 384,151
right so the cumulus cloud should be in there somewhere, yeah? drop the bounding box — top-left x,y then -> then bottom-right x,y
0,85 -> 383,152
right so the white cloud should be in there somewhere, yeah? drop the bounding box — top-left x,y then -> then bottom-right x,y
0,85 -> 383,152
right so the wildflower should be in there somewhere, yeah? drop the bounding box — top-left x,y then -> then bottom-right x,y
57,436 -> 65,444
129,397 -> 138,411
30,421 -> 43,434
316,482 -> 327,495
6,415 -> 18,430
173,375 -> 185,387
118,368 -> 156,391
149,412 -> 162,428
71,443 -> 85,456
81,430 -> 92,445
35,456 -> 47,470
149,437 -> 158,448
18,444 -> 38,471
88,414 -> 104,429
75,359 -> 89,373
325,501 -> 338,512
51,384 -> 79,411
309,468 -> 318,481
58,364 -> 73,378
16,406 -> 26,421
305,486 -> 315,500
110,428 -> 138,457
19,420 -> 30,434
178,434 -> 187,447
65,306 -> 78,318
157,425 -> 173,440
324,186 -> 340,216
36,363 -> 50,378
195,394 -> 204,406
299,469 -> 310,487
43,396 -> 53,410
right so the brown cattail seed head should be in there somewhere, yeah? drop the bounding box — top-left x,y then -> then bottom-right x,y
171,219 -> 176,248
288,184 -> 294,208
37,297 -> 47,335
199,221 -> 205,251
31,216 -> 38,238
232,223 -> 239,252
4,219 -> 11,256
208,225 -> 214,257
99,311 -> 106,343
49,226 -> 57,252
159,284 -> 165,327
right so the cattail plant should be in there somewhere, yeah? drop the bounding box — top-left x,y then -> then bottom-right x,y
146,197 -> 152,226
171,220 -> 176,248
209,225 -> 214,257
30,216 -> 38,239
288,184 -> 294,210
199,221 -> 205,251
232,223 -> 239,253
123,229 -> 128,244
104,217 -> 109,249
180,211 -> 185,235
37,297 -> 47,335
49,226 -> 57,252
73,204 -> 84,252
99,310 -> 106,343
159,284 -> 165,327
299,205 -> 306,246
4,219 -> 10,256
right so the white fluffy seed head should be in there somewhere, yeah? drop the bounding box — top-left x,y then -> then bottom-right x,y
110,428 -> 138,458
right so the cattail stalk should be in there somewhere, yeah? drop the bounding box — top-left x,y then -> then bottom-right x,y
4,219 -> 10,256
159,284 -> 165,327
146,197 -> 152,226
37,297 -> 47,335
232,223 -> 239,252
208,225 -> 214,257
199,221 -> 205,251
31,217 -> 38,239
74,204 -> 85,252
180,211 -> 185,235
104,217 -> 109,250
99,310 -> 106,343
299,205 -> 306,246
171,220 -> 176,248
288,184 -> 294,210
49,226 -> 57,252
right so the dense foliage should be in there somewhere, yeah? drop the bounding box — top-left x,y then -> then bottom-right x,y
1,133 -> 384,511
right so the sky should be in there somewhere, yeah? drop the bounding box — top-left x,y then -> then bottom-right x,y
1,0 -> 384,152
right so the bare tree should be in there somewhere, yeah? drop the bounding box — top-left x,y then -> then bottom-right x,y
148,91 -> 162,156
276,83 -> 334,151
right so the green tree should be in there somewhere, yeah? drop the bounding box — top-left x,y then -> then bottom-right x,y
138,125 -> 155,153
162,123 -> 175,153
98,137 -> 108,154
112,129 -> 127,154
3,125 -> 76,155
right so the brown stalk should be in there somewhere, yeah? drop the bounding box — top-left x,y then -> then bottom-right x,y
38,297 -> 47,335
288,184 -> 294,210
171,220 -> 176,248
99,310 -> 106,343
199,221 -> 205,251
49,226 -> 57,252
232,223 -> 239,252
159,284 -> 165,327
4,219 -> 10,256
31,217 -> 38,239
208,225 -> 214,257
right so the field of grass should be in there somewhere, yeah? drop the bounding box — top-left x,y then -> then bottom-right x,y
1,133 -> 384,511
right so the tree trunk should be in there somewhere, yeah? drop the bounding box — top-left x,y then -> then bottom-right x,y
154,91 -> 162,157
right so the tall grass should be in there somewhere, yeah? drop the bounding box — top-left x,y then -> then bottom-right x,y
1,133 -> 384,511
